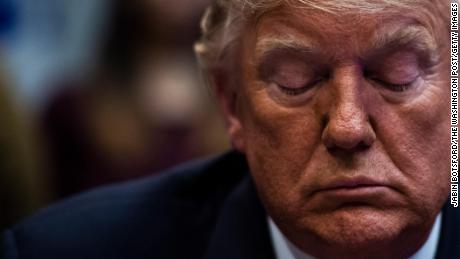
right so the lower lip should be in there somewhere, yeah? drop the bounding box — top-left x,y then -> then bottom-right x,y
307,185 -> 399,211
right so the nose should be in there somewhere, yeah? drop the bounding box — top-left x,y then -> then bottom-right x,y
321,65 -> 376,152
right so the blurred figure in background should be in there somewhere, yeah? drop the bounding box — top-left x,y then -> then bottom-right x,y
0,0 -> 48,231
41,0 -> 228,198
0,60 -> 47,231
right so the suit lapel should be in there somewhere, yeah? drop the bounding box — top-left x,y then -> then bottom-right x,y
203,175 -> 276,259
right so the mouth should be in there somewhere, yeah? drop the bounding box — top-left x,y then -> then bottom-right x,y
315,176 -> 389,191
317,185 -> 389,198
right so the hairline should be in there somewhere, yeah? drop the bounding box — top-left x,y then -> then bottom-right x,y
195,0 -> 452,76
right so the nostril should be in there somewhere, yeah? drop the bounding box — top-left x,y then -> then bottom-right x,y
326,140 -> 371,155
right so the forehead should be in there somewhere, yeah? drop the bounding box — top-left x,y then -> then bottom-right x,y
248,2 -> 447,60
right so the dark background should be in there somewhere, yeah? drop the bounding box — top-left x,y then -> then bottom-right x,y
0,0 -> 229,231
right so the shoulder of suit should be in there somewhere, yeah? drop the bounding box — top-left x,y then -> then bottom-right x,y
2,150 -> 248,259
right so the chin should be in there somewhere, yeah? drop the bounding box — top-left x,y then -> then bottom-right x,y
291,207 -> 429,259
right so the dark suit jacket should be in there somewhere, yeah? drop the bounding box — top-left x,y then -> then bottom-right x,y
1,151 -> 459,259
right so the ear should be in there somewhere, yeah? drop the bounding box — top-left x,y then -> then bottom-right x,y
209,69 -> 247,153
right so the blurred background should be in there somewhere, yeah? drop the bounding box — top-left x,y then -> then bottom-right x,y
0,0 -> 229,231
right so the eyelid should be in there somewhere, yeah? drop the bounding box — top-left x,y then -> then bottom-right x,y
277,76 -> 327,95
369,76 -> 420,92
278,85 -> 311,95
370,73 -> 420,85
364,62 -> 421,92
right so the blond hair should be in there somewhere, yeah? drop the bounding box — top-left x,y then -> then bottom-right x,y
195,0 -> 452,74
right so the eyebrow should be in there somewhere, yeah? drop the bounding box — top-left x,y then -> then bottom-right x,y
255,36 -> 317,62
368,25 -> 439,66
254,37 -> 320,80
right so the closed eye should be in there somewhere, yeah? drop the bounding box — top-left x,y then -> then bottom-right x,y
277,77 -> 327,96
370,77 -> 418,92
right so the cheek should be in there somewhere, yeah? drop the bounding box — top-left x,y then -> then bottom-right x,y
374,83 -> 450,203
239,88 -> 322,200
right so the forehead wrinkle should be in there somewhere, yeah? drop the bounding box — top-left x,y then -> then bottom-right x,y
251,6 -> 442,68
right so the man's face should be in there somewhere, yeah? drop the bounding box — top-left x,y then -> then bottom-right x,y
225,1 -> 450,258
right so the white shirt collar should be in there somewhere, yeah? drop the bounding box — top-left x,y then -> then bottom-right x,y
268,213 -> 442,259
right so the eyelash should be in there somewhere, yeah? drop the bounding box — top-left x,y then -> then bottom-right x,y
371,78 -> 415,92
278,85 -> 311,95
277,78 -> 326,96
